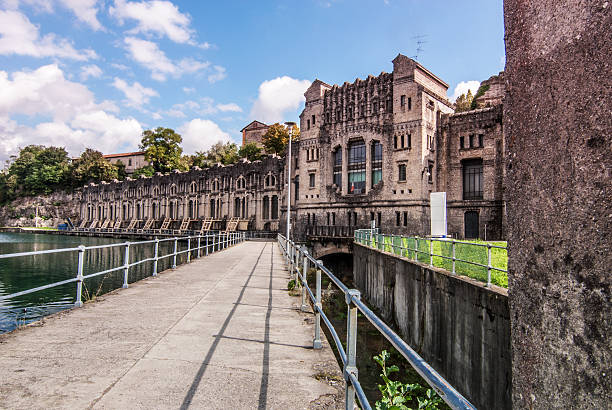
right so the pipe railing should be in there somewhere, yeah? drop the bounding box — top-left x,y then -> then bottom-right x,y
0,232 -> 246,308
354,229 -> 507,288
277,234 -> 475,410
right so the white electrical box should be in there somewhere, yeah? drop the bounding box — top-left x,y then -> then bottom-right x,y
430,192 -> 447,237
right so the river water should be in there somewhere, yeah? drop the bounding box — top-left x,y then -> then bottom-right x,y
0,232 -> 197,333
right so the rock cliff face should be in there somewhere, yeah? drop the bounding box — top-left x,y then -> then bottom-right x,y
0,191 -> 80,227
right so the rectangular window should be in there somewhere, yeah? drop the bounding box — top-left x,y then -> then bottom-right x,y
403,211 -> 408,227
309,173 -> 315,188
312,115 -> 315,125
327,212 -> 330,225
463,159 -> 483,200
398,164 -> 407,181
307,119 -> 310,130
396,211 -> 400,227
400,95 -> 406,106
400,134 -> 404,148
377,212 -> 381,228
332,212 -> 336,225
370,211 -> 374,222
373,101 -> 378,113
348,141 -> 366,194
394,136 -> 397,149
407,97 -> 412,110
333,149 -> 342,187
371,141 -> 382,187
307,213 -> 310,224
460,136 -> 465,149
407,134 -> 412,148
478,134 -> 484,147
428,162 -> 433,184
469,134 -> 475,148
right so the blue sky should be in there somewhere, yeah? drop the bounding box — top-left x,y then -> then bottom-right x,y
0,0 -> 504,162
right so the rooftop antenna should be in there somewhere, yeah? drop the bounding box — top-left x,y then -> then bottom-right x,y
412,34 -> 428,61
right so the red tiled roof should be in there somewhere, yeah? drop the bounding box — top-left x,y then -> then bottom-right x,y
103,151 -> 145,158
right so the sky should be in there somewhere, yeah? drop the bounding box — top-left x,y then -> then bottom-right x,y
0,0 -> 505,163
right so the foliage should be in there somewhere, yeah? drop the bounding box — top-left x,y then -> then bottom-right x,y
238,142 -> 263,161
132,165 -> 155,178
261,123 -> 300,155
206,142 -> 240,165
70,148 -> 118,185
454,89 -> 474,113
114,160 -> 127,180
287,279 -> 297,291
470,83 -> 490,110
139,127 -> 183,173
374,350 -> 442,410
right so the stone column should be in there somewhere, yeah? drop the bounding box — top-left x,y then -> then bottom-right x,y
504,2 -> 610,408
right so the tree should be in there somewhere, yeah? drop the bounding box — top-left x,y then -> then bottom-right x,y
139,127 -> 183,173
70,148 -> 118,185
7,145 -> 70,195
204,142 -> 239,165
470,83 -> 490,110
238,142 -> 263,161
454,89 -> 474,113
132,165 -> 155,178
113,160 -> 127,180
261,123 -> 300,155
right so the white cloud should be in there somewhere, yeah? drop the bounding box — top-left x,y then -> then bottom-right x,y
111,62 -> 129,71
80,64 -> 102,80
217,103 -> 242,113
112,77 -> 158,107
250,76 -> 311,123
179,118 -> 231,155
1,0 -> 53,12
183,87 -> 195,94
110,0 -> 198,45
208,65 -> 226,83
123,36 -> 209,81
58,0 -> 102,30
0,64 -> 142,162
0,10 -> 97,60
450,80 -> 481,102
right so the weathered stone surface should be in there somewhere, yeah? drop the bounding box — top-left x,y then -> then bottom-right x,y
504,1 -> 611,408
0,190 -> 80,227
353,243 -> 511,409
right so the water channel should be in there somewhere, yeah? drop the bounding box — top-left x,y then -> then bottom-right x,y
0,232 -> 201,333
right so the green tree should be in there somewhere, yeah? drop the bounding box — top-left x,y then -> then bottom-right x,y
205,142 -> 239,165
261,123 -> 300,155
238,142 -> 263,161
70,148 -> 118,185
139,127 -> 183,173
7,145 -> 70,195
113,160 -> 127,180
132,165 -> 155,178
190,151 -> 211,169
470,83 -> 490,110
454,89 -> 474,113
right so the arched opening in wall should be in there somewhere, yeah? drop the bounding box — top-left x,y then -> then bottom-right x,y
169,202 -> 174,220
319,252 -> 354,284
122,204 -> 126,220
136,203 -> 141,220
271,195 -> 279,219
241,198 -> 246,218
98,206 -> 102,219
465,211 -> 479,239
234,198 -> 241,217
210,199 -> 215,218
188,200 -> 194,218
152,203 -> 157,219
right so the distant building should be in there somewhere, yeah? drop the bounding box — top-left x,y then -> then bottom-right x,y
241,120 -> 270,148
104,151 -> 148,175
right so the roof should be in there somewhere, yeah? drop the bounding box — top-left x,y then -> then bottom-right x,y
103,151 -> 145,158
240,120 -> 269,132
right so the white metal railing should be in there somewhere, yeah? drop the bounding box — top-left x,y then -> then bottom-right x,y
0,232 -> 246,308
277,234 -> 475,410
354,229 -> 508,288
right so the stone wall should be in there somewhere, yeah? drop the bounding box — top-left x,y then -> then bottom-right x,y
0,191 -> 80,227
504,1 -> 611,408
353,242 -> 511,410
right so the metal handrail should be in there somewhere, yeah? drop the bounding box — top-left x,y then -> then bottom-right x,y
277,233 -> 475,410
353,229 -> 508,287
0,232 -> 247,306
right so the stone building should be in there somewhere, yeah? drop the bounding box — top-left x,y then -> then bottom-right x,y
103,151 -> 149,175
80,155 -> 284,232
241,120 -> 270,148
285,53 -> 505,240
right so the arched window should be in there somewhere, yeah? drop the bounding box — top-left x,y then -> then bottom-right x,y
152,202 -> 157,219
371,141 -> 382,187
271,196 -> 278,219
210,199 -> 215,218
262,196 -> 270,220
348,140 -> 366,194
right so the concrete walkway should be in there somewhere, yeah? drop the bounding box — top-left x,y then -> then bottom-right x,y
0,241 -> 343,409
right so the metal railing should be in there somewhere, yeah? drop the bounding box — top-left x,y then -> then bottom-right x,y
305,225 -> 361,238
277,234 -> 475,410
0,232 -> 246,307
354,229 -> 508,288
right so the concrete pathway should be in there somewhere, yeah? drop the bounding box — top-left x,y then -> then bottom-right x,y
0,241 -> 343,409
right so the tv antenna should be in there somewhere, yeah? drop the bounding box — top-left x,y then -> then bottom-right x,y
412,34 -> 428,61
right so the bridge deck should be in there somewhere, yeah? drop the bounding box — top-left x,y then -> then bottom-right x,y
0,241 -> 342,409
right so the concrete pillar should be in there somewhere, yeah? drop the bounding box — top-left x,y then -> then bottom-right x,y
504,2 -> 610,408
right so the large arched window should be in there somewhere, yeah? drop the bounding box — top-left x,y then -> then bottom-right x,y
262,196 -> 270,220
271,195 -> 279,219
348,140 -> 366,194
371,141 -> 382,187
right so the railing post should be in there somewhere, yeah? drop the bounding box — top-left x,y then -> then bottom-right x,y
487,244 -> 492,287
75,245 -> 85,307
197,236 -> 201,258
172,237 -> 178,268
206,234 -> 209,256
300,247 -> 309,312
123,242 -> 130,288
430,238 -> 433,267
344,289 -> 360,410
452,239 -> 456,274
153,238 -> 159,276
313,261 -> 323,349
415,237 -> 418,261
187,237 -> 191,263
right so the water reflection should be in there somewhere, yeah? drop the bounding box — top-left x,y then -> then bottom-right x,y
0,233 -> 209,333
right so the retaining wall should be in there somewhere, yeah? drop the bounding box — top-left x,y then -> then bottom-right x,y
353,242 -> 511,409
